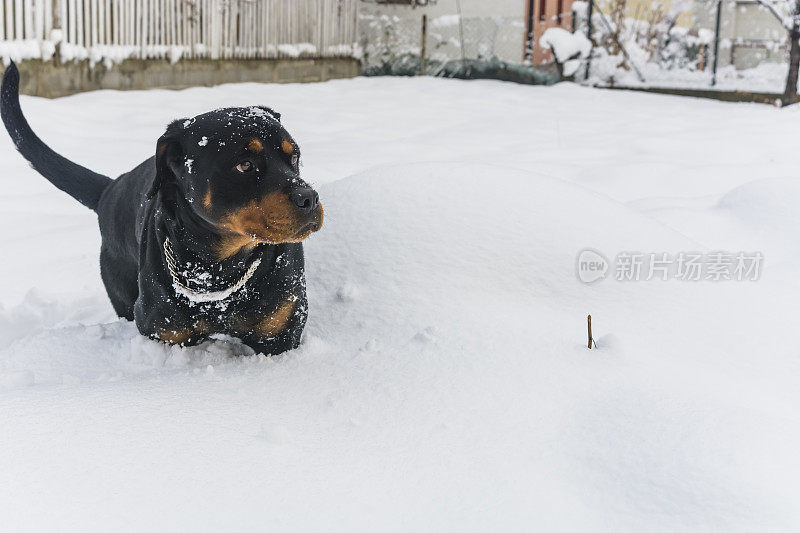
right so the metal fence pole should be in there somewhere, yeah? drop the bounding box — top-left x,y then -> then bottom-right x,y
456,0 -> 466,64
584,0 -> 594,80
711,0 -> 723,86
420,13 -> 427,76
524,0 -> 535,63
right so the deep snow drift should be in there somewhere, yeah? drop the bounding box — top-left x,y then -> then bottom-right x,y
0,77 -> 798,532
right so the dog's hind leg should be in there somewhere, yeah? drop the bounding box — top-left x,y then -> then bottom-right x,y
99,248 -> 138,321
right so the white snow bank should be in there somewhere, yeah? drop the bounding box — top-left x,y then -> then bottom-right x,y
0,289 -> 109,350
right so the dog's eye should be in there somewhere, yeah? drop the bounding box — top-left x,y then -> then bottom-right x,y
235,161 -> 253,173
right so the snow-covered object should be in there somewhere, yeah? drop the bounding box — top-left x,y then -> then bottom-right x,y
277,42 -> 318,58
0,38 -> 327,67
431,14 -> 461,28
539,27 -> 592,76
168,45 -> 184,65
540,27 -> 592,63
0,78 -> 797,531
0,39 -> 57,65
572,0 -> 589,17
697,28 -> 716,45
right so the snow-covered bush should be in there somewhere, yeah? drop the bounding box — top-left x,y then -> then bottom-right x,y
574,0 -> 710,84
539,27 -> 592,78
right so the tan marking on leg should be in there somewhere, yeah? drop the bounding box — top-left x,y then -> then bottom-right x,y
247,138 -> 263,153
203,189 -> 212,209
281,139 -> 294,154
157,320 -> 209,346
254,298 -> 298,338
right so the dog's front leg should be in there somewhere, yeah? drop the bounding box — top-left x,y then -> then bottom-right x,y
240,332 -> 298,357
234,294 -> 307,355
154,318 -> 211,346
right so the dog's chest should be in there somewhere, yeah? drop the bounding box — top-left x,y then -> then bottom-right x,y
156,271 -> 306,344
144,234 -> 307,346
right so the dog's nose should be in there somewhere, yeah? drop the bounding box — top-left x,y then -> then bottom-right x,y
289,188 -> 319,214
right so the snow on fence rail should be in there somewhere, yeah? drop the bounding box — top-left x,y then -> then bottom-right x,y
0,0 -> 359,67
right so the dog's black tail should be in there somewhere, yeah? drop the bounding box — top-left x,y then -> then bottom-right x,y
1,62 -> 111,211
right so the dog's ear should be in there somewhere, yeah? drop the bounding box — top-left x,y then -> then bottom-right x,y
257,106 -> 281,122
146,124 -> 183,200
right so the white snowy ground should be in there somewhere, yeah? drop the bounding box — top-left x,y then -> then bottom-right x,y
0,77 -> 798,532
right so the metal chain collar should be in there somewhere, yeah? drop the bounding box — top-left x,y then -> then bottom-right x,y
163,236 -> 261,303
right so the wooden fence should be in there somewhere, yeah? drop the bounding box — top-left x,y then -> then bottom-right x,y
0,0 -> 360,64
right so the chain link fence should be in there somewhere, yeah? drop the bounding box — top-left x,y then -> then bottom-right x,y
358,1 -> 560,83
576,1 -> 794,93
359,0 -> 795,95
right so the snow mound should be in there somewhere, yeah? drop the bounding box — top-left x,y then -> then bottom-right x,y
715,178 -> 800,266
717,177 -> 800,231
306,162 -> 694,341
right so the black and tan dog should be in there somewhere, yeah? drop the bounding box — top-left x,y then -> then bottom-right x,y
0,63 -> 322,355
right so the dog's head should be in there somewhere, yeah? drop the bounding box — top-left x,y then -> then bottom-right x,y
148,106 -> 323,258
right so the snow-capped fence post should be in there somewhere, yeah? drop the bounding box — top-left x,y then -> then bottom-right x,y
210,1 -> 220,60
51,0 -> 62,65
14,0 -> 22,41
5,1 -> 13,42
